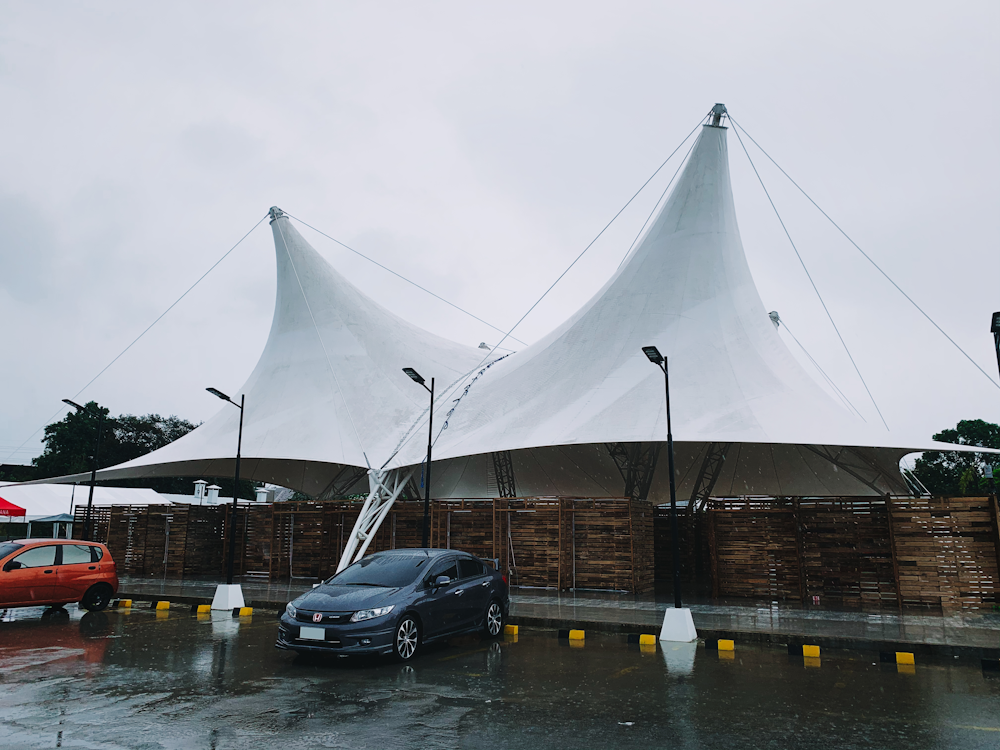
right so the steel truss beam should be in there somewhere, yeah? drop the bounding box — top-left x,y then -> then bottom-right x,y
491,451 -> 518,498
687,442 -> 732,514
336,467 -> 414,573
606,442 -> 661,501
802,445 -> 896,496
317,465 -> 369,501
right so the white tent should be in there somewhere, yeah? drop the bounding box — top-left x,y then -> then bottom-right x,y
36,105 -> 996,505
0,483 -> 173,519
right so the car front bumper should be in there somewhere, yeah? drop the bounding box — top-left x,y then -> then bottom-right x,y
275,613 -> 396,655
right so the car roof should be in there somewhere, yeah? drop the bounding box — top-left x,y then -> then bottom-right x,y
4,539 -> 101,545
371,548 -> 467,558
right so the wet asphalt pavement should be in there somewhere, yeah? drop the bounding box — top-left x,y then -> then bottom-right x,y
0,605 -> 998,749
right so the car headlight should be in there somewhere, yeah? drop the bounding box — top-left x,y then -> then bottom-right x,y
285,602 -> 297,619
350,605 -> 394,623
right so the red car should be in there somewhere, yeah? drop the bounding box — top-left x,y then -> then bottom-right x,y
0,539 -> 119,611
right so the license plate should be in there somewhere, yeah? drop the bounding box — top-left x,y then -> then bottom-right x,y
299,626 -> 325,641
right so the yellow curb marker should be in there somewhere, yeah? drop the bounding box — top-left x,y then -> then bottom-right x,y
718,639 -> 735,651
238,607 -> 253,617
803,645 -> 820,658
639,634 -> 656,646
155,601 -> 170,610
117,599 -> 132,609
196,604 -> 211,614
504,624 -> 519,636
896,652 -> 915,665
568,629 -> 585,640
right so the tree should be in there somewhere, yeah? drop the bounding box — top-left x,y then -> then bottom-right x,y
911,419 -> 1000,496
31,404 -> 258,499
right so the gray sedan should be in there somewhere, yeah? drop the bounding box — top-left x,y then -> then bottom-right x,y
276,548 -> 509,661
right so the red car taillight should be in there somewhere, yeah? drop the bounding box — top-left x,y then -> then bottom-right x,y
501,575 -> 507,585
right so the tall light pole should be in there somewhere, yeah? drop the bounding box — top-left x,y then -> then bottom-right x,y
62,399 -> 105,541
206,388 -> 245,605
641,346 -> 682,609
991,312 -> 1000,383
403,368 -> 434,547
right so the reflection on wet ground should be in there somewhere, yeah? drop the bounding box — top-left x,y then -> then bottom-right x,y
1,604 -> 999,749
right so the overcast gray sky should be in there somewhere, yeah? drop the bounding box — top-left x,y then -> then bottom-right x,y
1,1 -> 998,466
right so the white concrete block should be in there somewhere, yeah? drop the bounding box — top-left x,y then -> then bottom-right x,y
211,584 -> 245,611
658,607 -> 698,642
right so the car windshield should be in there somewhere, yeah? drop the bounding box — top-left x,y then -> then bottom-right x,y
326,554 -> 428,588
0,542 -> 24,559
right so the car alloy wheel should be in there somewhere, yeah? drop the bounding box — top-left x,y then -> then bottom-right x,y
395,616 -> 419,661
485,601 -> 503,637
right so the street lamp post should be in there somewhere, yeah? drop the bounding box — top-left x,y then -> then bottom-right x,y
642,345 -> 698,642
641,347 -> 682,609
206,387 -> 246,610
403,368 -> 434,547
991,312 -> 1000,383
62,399 -> 105,541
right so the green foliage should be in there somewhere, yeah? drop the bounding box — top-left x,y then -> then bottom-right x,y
911,419 -> 1000,496
0,464 -> 38,482
31,403 -> 257,499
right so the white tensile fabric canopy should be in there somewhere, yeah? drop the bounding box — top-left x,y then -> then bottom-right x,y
37,111 -> 995,500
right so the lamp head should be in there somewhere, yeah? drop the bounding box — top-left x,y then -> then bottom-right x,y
402,367 -> 425,385
62,398 -> 86,412
641,346 -> 664,365
206,387 -> 231,403
992,312 -> 1000,334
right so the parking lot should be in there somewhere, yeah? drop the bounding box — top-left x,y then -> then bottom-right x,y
1,604 -> 999,749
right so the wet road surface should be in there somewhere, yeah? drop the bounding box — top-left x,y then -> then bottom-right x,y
1,605 -> 998,749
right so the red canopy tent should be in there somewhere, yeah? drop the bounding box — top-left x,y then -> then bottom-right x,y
0,497 -> 27,517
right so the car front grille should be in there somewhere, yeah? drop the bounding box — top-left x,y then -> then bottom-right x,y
295,611 -> 351,625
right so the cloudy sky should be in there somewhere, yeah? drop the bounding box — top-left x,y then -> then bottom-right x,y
1,1 -> 997,467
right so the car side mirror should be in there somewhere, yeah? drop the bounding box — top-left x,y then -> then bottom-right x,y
433,575 -> 451,588
3,560 -> 20,572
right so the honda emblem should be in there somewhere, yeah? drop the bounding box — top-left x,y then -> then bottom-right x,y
312,613 -> 322,623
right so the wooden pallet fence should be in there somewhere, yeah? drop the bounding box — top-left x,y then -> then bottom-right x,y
891,496 -> 1000,609
796,498 -> 898,606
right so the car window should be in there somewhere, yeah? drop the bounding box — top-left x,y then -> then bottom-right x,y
458,557 -> 484,579
0,542 -> 23,560
327,554 -> 429,588
61,544 -> 93,565
90,546 -> 104,562
11,545 -> 58,569
427,559 -> 459,584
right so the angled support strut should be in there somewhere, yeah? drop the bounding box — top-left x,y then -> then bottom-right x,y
337,467 -> 414,573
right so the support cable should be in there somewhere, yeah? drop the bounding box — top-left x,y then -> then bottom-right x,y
3,214 -> 269,463
731,124 -> 890,430
772,313 -> 867,421
617,134 -> 700,269
730,116 -> 1000,392
465,116 -> 708,368
285,213 -> 528,348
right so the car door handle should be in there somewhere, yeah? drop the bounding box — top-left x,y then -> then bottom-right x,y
44,569 -> 54,574
88,566 -> 97,570
480,581 -> 490,587
453,589 -> 464,596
